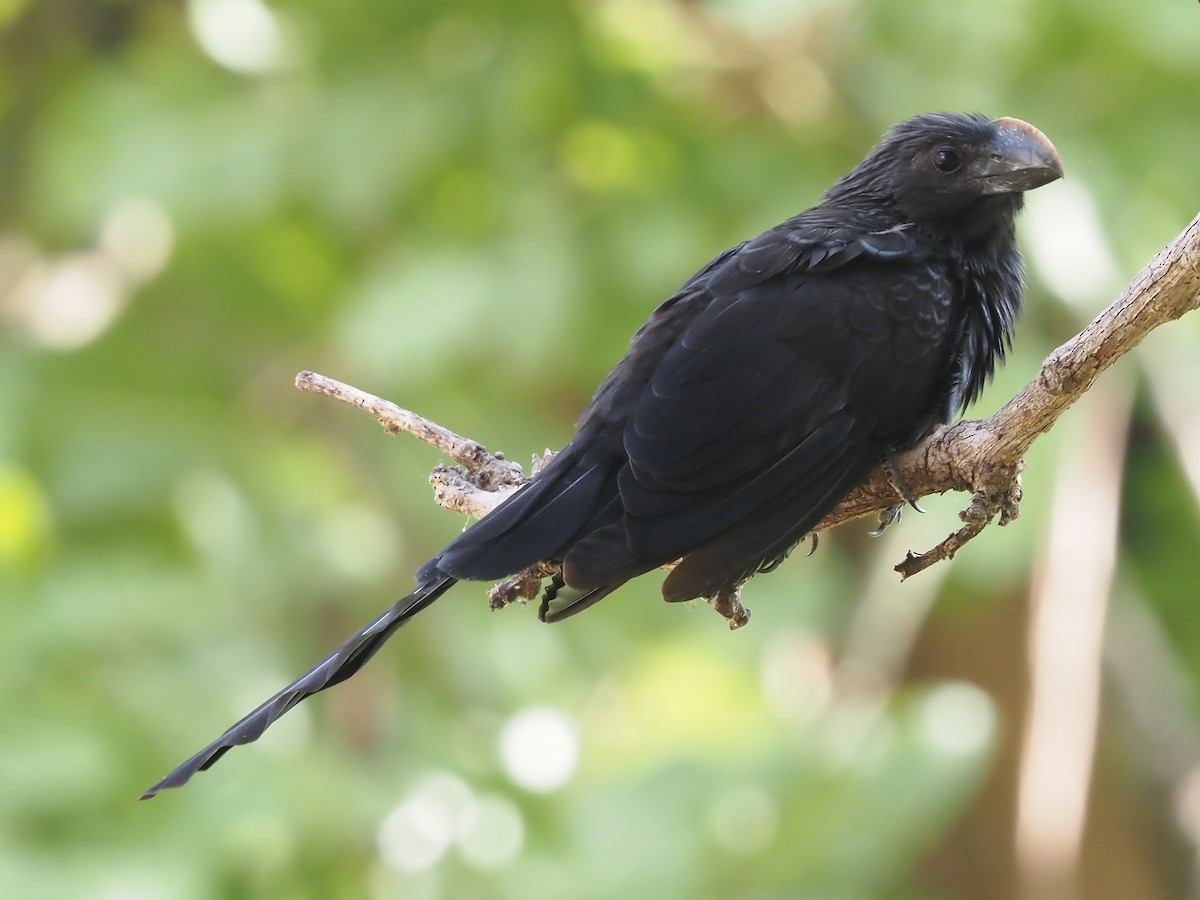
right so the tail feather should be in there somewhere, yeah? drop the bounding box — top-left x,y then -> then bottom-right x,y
435,446 -> 619,581
140,575 -> 457,799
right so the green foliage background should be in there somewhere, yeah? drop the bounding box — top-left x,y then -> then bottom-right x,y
2,1 -> 1199,897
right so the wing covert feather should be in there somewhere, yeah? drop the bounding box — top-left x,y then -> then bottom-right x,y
609,241 -> 957,570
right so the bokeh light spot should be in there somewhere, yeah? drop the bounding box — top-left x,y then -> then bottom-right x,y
0,464 -> 53,571
377,772 -> 475,873
187,0 -> 302,75
99,197 -> 175,284
918,681 -> 996,757
6,253 -> 125,350
1024,180 -> 1117,310
456,793 -> 524,870
499,707 -> 579,793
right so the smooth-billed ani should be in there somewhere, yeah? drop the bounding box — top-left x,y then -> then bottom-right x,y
143,112 -> 1062,798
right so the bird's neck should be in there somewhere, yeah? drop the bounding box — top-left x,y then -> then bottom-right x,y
916,193 -> 1022,249
828,181 -> 1024,243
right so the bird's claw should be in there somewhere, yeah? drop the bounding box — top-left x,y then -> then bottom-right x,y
883,454 -> 926,513
708,585 -> 751,630
869,503 -> 904,536
489,563 -> 558,610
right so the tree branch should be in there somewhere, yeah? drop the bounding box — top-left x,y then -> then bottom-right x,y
296,212 -> 1200,608
869,210 -> 1200,575
295,369 -> 528,503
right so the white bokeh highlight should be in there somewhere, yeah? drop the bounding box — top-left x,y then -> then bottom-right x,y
5,253 -> 124,350
187,0 -> 303,75
377,773 -> 525,874
0,194 -> 175,351
1023,180 -> 1118,311
499,706 -> 579,793
919,681 -> 996,756
99,197 -> 175,283
456,794 -> 525,870
377,772 -> 475,873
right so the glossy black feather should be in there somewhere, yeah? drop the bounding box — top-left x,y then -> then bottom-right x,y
144,113 -> 1060,796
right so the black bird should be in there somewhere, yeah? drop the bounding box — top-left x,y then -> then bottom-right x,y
143,112 -> 1062,798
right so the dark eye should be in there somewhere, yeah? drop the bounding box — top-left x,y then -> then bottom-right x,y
933,146 -> 961,173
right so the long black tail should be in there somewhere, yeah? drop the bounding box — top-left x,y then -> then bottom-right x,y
140,574 -> 457,799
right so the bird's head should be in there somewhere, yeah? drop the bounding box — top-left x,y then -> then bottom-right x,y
828,113 -> 1064,235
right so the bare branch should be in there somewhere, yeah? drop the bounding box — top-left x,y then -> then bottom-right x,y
428,463 -> 521,520
895,478 -> 1022,579
295,211 -> 1200,590
295,369 -> 526,494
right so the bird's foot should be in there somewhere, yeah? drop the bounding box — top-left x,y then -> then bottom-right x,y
489,563 -> 559,611
883,453 -> 926,513
758,534 -> 819,572
871,453 -> 927,535
868,503 -> 904,536
708,585 -> 751,631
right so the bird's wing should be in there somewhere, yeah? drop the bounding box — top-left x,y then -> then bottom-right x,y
562,221 -> 956,595
430,244 -> 760,584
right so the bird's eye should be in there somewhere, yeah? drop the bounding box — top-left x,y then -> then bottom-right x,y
933,147 -> 962,173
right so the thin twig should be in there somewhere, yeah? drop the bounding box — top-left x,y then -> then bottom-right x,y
295,369 -> 525,494
894,482 -> 1014,579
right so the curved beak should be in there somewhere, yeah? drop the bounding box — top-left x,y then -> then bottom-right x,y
975,117 -> 1064,194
